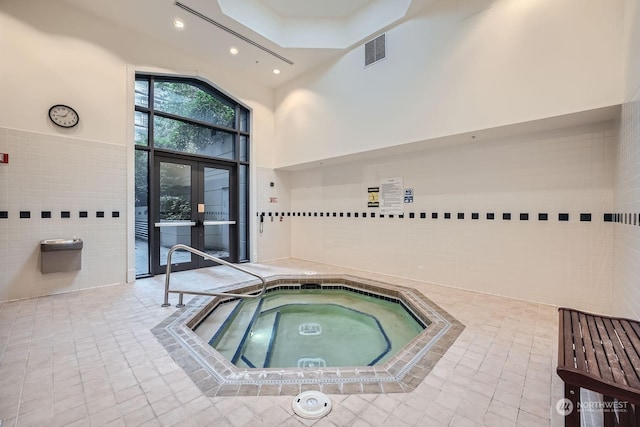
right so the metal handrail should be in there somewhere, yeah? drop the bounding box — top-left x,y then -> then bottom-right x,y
161,244 -> 267,307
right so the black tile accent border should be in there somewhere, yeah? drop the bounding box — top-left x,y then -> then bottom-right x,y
80,211 -> 88,218
261,208 -> 616,224
97,211 -> 105,218
112,211 -> 120,218
61,211 -> 71,218
0,211 -> 7,219
41,211 -> 51,219
20,211 -> 30,219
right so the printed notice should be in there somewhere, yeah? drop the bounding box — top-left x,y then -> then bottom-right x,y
380,177 -> 403,214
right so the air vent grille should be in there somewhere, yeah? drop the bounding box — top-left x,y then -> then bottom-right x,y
365,34 -> 386,67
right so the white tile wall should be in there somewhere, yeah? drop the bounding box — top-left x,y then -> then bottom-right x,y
255,167 -> 291,261
284,121 -> 616,313
0,127 -> 127,301
613,90 -> 640,318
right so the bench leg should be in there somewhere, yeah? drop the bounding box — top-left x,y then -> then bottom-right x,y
603,396 -> 616,427
617,400 -> 634,427
564,383 -> 581,427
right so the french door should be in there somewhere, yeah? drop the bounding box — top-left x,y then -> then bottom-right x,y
153,155 -> 236,274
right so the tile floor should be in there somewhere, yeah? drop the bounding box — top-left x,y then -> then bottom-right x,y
0,259 -> 576,426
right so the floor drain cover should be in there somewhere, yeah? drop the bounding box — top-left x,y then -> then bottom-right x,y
292,391 -> 332,419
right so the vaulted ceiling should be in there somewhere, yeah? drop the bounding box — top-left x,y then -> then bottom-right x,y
59,0 -> 437,88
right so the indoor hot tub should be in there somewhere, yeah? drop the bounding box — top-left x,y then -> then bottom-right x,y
152,274 -> 464,397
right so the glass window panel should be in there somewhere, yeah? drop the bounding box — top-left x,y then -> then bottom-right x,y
239,165 -> 248,261
203,167 -> 230,259
135,79 -> 149,107
154,116 -> 235,159
239,109 -> 248,132
239,135 -> 248,162
159,225 -> 192,266
134,111 -> 148,146
159,162 -> 192,221
135,150 -> 149,275
153,81 -> 235,128
158,162 -> 192,266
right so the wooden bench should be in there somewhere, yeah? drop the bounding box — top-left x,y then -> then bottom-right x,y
557,307 -> 640,426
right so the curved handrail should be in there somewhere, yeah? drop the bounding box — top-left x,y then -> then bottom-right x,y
162,244 -> 267,307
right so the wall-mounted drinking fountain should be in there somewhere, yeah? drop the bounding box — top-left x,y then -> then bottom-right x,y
40,238 -> 83,273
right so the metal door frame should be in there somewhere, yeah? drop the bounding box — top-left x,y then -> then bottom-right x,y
152,154 -> 237,274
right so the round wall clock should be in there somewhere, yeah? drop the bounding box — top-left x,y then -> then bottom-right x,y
48,104 -> 79,128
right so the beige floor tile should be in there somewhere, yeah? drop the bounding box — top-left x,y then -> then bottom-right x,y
0,259 -> 573,427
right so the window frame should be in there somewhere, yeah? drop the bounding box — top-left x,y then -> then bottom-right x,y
134,74 -> 251,278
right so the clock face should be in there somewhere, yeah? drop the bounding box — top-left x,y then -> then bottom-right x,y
48,105 -> 79,128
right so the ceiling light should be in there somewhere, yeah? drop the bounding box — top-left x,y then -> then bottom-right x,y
229,47 -> 239,55
173,19 -> 185,29
273,69 -> 281,75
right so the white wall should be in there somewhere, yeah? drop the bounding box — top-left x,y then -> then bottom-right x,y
273,0 -> 624,169
255,167 -> 291,261
287,120 -> 615,313
0,0 -> 275,301
612,0 -> 640,318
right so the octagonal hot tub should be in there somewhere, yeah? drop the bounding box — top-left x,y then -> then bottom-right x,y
152,274 -> 464,397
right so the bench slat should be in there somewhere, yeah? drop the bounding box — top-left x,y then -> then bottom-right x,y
571,311 -> 587,372
562,309 -> 574,368
579,312 -> 601,377
621,320 -> 640,369
595,316 -> 627,385
612,319 -> 640,387
602,317 -> 639,388
586,313 -> 614,382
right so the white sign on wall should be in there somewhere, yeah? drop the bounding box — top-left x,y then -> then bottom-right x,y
380,177 -> 403,215
404,188 -> 414,203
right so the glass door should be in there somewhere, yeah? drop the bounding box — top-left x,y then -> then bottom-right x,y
153,156 -> 235,274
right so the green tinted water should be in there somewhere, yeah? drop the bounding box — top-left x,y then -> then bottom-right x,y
202,289 -> 425,368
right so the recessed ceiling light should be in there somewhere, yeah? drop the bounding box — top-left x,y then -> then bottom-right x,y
273,69 -> 281,75
173,19 -> 185,29
229,47 -> 239,55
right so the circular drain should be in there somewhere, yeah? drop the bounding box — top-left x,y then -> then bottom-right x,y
292,391 -> 332,419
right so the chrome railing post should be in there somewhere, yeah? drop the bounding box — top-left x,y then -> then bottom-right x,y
162,244 -> 268,307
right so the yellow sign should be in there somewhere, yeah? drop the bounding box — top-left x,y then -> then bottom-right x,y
368,187 -> 379,208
